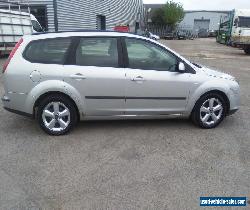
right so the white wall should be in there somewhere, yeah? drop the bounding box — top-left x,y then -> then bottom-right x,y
179,11 -> 229,31
56,0 -> 144,32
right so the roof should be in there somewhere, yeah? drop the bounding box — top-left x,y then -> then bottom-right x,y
185,10 -> 230,14
144,4 -> 230,13
25,30 -> 146,41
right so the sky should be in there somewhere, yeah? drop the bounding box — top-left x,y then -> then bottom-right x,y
143,0 -> 250,10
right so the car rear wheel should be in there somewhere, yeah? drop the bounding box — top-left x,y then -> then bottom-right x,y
191,93 -> 227,129
37,94 -> 78,135
244,47 -> 250,55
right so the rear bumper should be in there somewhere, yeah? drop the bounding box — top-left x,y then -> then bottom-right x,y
3,107 -> 33,118
1,95 -> 10,102
2,94 -> 33,118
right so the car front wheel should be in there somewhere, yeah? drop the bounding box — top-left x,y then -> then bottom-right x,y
191,93 -> 227,129
37,94 -> 78,135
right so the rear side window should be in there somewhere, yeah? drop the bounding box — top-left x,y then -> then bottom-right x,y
75,37 -> 118,67
24,38 -> 71,64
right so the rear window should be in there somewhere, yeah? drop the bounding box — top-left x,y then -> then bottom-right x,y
75,37 -> 118,68
24,38 -> 71,64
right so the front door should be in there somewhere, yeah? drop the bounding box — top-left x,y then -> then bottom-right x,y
63,37 -> 126,116
124,38 -> 194,115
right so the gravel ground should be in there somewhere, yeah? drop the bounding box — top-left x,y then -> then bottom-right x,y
0,38 -> 249,210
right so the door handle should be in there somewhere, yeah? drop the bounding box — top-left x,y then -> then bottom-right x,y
70,73 -> 86,80
131,76 -> 145,82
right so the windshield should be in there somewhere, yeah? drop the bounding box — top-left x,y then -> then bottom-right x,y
31,20 -> 43,32
238,16 -> 250,28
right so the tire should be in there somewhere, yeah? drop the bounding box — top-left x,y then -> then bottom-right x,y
244,47 -> 250,55
37,94 -> 78,135
191,93 -> 227,129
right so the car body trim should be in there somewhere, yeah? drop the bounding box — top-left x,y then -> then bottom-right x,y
85,96 -> 187,100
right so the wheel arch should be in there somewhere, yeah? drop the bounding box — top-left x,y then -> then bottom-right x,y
191,90 -> 230,115
23,80 -> 84,119
33,91 -> 80,121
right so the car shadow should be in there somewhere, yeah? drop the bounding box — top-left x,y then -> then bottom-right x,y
75,118 -> 193,131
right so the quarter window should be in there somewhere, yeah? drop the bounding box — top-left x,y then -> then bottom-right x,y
24,38 -> 71,64
76,37 -> 118,67
125,38 -> 177,71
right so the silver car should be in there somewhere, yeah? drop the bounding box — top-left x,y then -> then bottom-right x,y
1,31 -> 240,135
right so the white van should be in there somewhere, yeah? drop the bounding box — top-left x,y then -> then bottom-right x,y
0,9 -> 43,55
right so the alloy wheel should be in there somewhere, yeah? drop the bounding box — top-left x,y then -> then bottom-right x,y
200,98 -> 223,126
42,102 -> 71,132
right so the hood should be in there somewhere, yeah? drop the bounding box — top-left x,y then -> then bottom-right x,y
195,64 -> 235,81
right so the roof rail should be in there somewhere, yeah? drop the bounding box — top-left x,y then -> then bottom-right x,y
32,29 -> 134,35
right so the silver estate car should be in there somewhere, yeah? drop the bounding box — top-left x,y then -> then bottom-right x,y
2,31 -> 240,135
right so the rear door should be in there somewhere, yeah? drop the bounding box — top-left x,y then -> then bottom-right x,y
62,36 -> 126,116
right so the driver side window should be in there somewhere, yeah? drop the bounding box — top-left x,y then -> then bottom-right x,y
125,38 -> 177,71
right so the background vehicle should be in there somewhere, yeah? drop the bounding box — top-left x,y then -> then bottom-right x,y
208,30 -> 217,37
217,9 -> 250,54
164,32 -> 174,40
1,31 -> 240,135
176,30 -> 187,40
148,32 -> 160,40
141,30 -> 160,40
231,9 -> 250,54
0,1 -> 43,55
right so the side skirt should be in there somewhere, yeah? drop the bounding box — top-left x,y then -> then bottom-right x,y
82,114 -> 187,121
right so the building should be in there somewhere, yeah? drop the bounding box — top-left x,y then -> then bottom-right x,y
179,10 -> 230,33
144,4 -> 230,35
3,0 -> 144,32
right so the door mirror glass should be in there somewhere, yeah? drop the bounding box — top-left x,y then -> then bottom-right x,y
178,62 -> 186,72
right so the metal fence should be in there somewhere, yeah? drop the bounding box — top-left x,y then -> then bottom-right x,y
147,24 -> 172,37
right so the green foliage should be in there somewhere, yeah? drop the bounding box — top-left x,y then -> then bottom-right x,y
151,8 -> 165,25
151,1 -> 184,27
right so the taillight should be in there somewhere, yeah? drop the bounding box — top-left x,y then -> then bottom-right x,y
2,38 -> 23,73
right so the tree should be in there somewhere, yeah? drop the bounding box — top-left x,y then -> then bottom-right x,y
151,8 -> 165,25
151,1 -> 184,28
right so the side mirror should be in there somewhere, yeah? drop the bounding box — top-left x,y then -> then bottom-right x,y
178,62 -> 186,72
234,19 -> 239,27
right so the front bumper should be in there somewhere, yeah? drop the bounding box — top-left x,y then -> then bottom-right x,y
228,109 -> 239,116
227,82 -> 240,115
